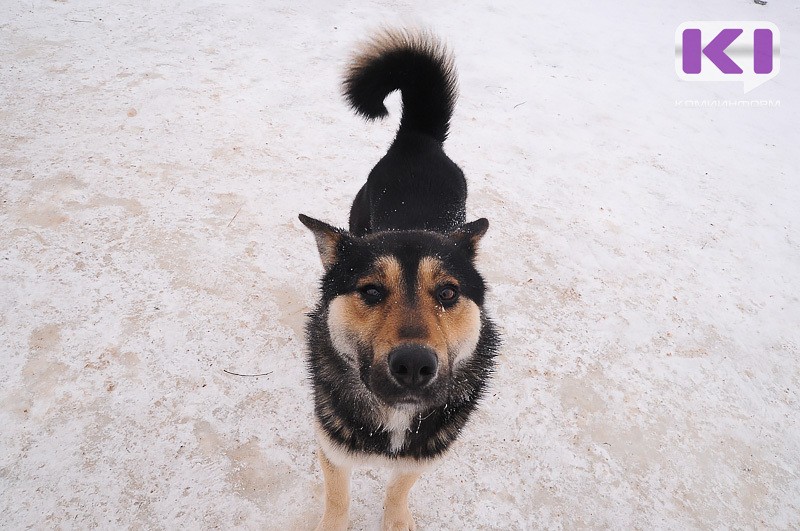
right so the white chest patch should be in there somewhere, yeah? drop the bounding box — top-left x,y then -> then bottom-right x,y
384,407 -> 415,453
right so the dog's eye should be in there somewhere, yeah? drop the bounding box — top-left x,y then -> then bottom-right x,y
437,285 -> 459,307
358,284 -> 385,305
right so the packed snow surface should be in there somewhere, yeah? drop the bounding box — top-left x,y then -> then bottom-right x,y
1,0 -> 798,528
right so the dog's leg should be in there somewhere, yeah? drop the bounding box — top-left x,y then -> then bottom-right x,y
315,448 -> 351,531
381,470 -> 422,531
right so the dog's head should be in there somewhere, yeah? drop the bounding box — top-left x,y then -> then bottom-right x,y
299,214 -> 489,409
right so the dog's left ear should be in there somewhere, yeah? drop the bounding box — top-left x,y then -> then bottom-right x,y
298,214 -> 349,271
449,218 -> 489,259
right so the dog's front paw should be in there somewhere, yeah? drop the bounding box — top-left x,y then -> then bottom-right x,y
381,507 -> 416,531
315,512 -> 349,531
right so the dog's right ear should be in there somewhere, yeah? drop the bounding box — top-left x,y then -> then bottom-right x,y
298,214 -> 348,271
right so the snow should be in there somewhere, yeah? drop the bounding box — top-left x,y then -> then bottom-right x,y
1,0 -> 798,528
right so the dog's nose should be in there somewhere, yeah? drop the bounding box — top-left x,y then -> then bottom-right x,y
388,345 -> 438,389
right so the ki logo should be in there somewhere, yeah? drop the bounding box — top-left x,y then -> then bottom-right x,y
675,22 -> 780,93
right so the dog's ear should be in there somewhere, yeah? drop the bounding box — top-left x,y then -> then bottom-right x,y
449,218 -> 489,259
298,214 -> 349,271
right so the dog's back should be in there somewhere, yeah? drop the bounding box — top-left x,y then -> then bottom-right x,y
343,29 -> 467,235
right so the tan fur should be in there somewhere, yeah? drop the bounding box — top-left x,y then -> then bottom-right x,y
298,215 -> 343,271
314,232 -> 340,271
327,297 -> 361,361
327,255 -> 482,372
382,470 -> 422,531
358,255 -> 405,295
316,425 -> 436,530
315,448 -> 351,531
417,257 -> 482,365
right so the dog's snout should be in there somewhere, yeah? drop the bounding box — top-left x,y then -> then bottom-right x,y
388,345 -> 438,389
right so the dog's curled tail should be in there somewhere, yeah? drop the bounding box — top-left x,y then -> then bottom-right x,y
343,28 -> 458,143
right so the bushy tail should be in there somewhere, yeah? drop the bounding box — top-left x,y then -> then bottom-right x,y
343,28 -> 458,143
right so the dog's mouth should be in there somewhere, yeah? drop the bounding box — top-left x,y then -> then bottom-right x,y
372,384 -> 444,409
382,394 -> 425,407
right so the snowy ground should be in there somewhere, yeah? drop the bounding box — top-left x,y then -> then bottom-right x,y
1,0 -> 799,529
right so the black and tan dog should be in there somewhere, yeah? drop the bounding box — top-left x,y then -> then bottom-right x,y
299,28 -> 500,531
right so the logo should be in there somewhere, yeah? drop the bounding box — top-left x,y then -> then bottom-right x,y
675,22 -> 780,93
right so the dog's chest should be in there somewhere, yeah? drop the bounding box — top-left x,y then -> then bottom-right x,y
384,408 -> 416,453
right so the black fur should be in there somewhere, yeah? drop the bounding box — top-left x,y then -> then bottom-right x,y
343,30 -> 466,236
301,30 -> 499,461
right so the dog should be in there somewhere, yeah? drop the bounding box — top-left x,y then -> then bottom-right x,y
299,28 -> 500,531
